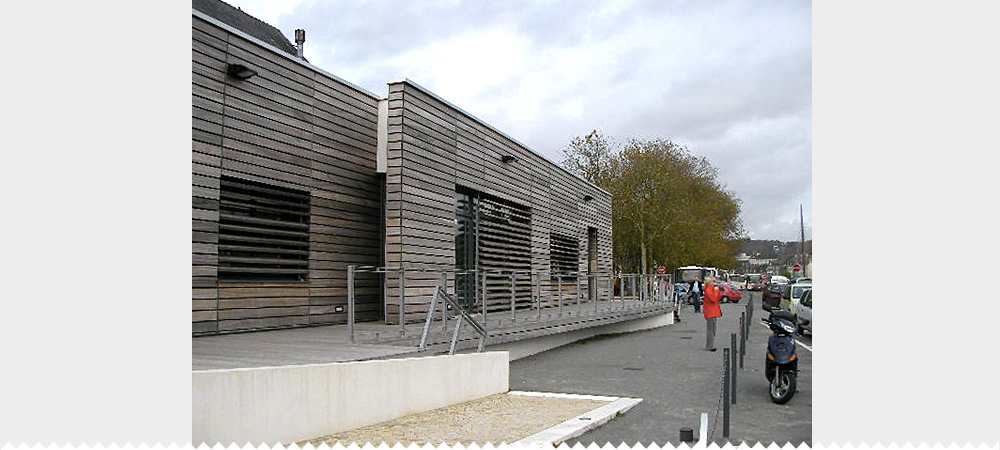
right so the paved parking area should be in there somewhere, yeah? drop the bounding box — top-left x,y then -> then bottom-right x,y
509,292 -> 812,446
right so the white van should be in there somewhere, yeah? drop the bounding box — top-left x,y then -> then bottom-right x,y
770,275 -> 790,285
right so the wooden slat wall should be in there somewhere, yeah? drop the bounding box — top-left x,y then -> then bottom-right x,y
192,14 -> 381,334
385,81 -> 613,323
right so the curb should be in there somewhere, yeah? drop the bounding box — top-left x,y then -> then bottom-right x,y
510,391 -> 643,446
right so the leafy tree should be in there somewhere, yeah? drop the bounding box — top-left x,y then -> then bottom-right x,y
562,131 -> 746,274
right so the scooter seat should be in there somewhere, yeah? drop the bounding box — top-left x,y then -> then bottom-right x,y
769,309 -> 795,321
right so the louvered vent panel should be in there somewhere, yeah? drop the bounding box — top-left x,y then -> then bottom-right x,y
550,232 -> 579,279
218,176 -> 310,282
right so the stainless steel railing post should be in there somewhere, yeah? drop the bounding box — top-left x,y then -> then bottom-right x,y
576,273 -> 582,315
481,271 -> 488,333
510,272 -> 516,323
558,275 -> 564,317
347,265 -> 355,344
441,272 -> 449,333
399,266 -> 406,337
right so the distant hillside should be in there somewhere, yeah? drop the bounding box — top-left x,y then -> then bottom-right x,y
741,239 -> 812,263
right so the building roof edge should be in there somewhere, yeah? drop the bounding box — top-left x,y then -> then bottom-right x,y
391,78 -> 612,197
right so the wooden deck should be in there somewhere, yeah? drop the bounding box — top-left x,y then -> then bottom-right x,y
193,299 -> 673,370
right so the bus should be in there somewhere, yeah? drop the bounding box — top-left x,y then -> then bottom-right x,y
674,266 -> 719,284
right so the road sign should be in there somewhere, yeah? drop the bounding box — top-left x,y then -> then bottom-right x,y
792,264 -> 802,273
656,265 -> 667,274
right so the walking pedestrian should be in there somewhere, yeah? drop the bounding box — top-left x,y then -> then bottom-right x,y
703,276 -> 722,351
690,277 -> 702,313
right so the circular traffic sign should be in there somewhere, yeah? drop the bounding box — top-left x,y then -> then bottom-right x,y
792,264 -> 802,272
656,265 -> 667,274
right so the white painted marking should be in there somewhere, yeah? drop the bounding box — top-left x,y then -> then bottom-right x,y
698,412 -> 709,448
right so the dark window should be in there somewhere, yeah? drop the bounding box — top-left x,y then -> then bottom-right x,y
218,176 -> 310,282
550,232 -> 579,279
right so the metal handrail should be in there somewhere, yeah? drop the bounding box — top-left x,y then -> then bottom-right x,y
416,284 -> 488,354
346,265 -> 674,346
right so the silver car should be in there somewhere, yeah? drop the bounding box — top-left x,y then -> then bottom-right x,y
796,289 -> 812,333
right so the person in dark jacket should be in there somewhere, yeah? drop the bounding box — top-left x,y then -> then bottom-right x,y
703,276 -> 723,351
689,277 -> 703,313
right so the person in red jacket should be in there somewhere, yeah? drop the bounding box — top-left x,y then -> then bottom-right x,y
703,276 -> 723,351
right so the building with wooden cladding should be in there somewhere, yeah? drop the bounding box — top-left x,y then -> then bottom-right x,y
192,0 -> 612,335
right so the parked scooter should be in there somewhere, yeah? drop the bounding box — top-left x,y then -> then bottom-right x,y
762,307 -> 798,404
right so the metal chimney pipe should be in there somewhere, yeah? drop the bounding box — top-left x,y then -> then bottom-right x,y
294,29 -> 305,59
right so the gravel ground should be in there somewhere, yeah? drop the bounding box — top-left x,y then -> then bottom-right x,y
300,393 -> 611,446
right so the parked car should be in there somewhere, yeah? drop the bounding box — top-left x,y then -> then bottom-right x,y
719,284 -> 742,303
674,283 -> 690,302
762,283 -> 784,310
796,288 -> 812,334
779,282 -> 813,315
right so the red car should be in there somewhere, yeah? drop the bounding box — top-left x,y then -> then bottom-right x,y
719,284 -> 742,303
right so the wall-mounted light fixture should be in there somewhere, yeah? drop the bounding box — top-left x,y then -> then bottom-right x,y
227,63 -> 258,80
583,195 -> 594,202
334,306 -> 345,313
501,155 -> 516,164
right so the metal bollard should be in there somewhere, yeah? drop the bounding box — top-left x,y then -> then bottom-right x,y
723,348 -> 730,438
731,333 -> 738,404
739,314 -> 746,369
744,304 -> 751,341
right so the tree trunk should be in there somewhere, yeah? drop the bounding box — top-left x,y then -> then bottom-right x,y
640,226 -> 648,275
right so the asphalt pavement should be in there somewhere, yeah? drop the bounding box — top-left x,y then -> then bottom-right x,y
509,291 -> 812,446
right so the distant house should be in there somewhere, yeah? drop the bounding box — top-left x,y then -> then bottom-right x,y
192,0 -> 613,335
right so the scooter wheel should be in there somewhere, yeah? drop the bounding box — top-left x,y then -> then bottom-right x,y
769,371 -> 797,404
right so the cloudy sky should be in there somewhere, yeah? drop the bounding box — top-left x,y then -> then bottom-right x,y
223,0 -> 812,242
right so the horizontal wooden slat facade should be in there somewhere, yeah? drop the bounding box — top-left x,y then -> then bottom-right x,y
384,80 -> 613,323
194,9 -> 613,333
192,13 -> 381,335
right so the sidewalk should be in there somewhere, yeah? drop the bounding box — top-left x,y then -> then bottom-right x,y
509,291 -> 812,446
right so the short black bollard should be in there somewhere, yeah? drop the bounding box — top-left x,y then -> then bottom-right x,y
723,348 -> 731,438
739,314 -> 746,368
731,333 -> 738,404
680,427 -> 694,442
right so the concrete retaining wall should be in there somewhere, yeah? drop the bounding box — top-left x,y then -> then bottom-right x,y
192,352 -> 510,445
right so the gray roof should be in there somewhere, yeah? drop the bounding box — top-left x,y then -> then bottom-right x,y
192,0 -> 300,59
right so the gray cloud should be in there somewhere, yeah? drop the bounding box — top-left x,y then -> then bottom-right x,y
250,0 -> 812,241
